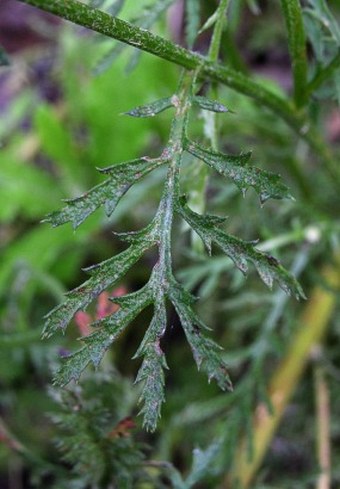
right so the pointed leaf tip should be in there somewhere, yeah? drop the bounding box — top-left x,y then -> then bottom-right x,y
178,202 -> 304,299
124,97 -> 174,118
44,157 -> 165,229
186,140 -> 291,202
193,96 -> 230,113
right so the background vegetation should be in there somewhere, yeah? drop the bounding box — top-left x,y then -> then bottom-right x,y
0,0 -> 340,487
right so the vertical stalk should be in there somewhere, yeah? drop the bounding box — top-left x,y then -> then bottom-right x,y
208,0 -> 230,151
158,71 -> 193,276
188,0 -> 230,252
208,0 -> 230,64
314,358 -> 331,489
280,0 -> 308,108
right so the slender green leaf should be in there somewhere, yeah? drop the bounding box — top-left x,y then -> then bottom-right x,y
169,280 -> 232,391
43,156 -> 166,229
193,95 -> 230,113
124,97 -> 174,117
43,224 -> 158,338
178,199 -> 305,299
185,442 -> 221,486
198,11 -> 218,35
305,0 -> 340,45
54,284 -> 154,385
186,140 -> 291,203
134,297 -> 168,431
164,440 -> 221,489
280,0 -> 308,107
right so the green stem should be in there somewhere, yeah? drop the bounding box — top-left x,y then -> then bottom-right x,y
208,0 -> 230,151
280,0 -> 308,108
189,0 -> 230,252
208,0 -> 230,63
314,360 -> 331,489
158,72 -> 193,276
17,2 -> 306,138
19,0 -> 339,180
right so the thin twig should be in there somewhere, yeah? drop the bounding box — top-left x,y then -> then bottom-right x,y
12,4 -> 310,140
313,351 -> 331,489
280,0 -> 308,108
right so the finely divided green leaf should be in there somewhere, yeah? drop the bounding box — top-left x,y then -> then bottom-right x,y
44,157 -> 165,229
124,0 -> 176,73
83,285 -> 153,364
54,348 -> 92,386
193,96 -> 229,113
43,229 -> 156,338
54,285 -> 153,386
178,200 -> 305,299
169,281 -> 232,391
134,298 -> 168,431
186,140 -> 291,203
124,97 -> 174,118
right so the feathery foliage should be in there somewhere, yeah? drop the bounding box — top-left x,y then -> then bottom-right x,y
49,371 -> 145,488
44,68 -> 303,431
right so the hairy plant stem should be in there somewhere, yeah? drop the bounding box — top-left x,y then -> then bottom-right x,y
280,0 -> 308,108
208,0 -> 230,65
207,0 -> 230,151
157,71 -> 193,279
19,0 -> 339,181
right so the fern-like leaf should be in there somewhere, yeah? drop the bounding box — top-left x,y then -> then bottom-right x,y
134,296 -> 168,431
43,71 -> 303,432
185,140 -> 292,203
54,284 -> 154,386
43,156 -> 166,229
43,220 -> 159,338
169,280 -> 232,391
178,198 -> 304,299
94,0 -> 175,74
